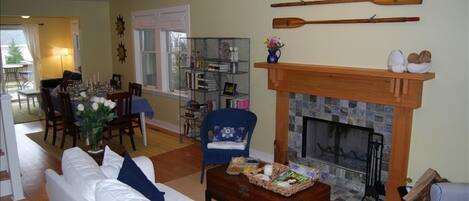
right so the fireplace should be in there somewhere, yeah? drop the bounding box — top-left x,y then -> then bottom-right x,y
302,116 -> 386,200
255,61 -> 434,201
288,94 -> 390,200
302,117 -> 375,173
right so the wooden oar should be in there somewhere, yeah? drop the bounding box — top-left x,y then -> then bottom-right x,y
273,17 -> 420,28
271,0 -> 422,7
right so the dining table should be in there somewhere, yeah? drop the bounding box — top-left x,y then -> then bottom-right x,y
52,92 -> 154,146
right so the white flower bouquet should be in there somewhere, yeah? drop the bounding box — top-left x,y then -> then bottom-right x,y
76,92 -> 116,151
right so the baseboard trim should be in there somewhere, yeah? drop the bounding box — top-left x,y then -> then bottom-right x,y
249,149 -> 274,163
0,180 -> 12,197
145,119 -> 180,135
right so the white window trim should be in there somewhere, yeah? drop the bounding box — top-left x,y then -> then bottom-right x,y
132,5 -> 190,98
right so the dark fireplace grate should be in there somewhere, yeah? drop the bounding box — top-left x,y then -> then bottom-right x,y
301,117 -> 385,200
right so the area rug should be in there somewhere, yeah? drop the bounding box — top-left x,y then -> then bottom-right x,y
164,172 -> 206,201
12,99 -> 44,124
26,128 -> 194,161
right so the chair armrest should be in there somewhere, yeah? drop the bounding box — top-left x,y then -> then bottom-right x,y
430,183 -> 469,201
132,156 -> 156,183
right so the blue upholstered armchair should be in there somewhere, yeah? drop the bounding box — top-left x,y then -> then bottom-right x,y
199,108 -> 257,183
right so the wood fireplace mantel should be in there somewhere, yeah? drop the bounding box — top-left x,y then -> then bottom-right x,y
254,62 -> 435,201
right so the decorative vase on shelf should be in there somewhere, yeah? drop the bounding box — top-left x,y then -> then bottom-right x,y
267,49 -> 281,63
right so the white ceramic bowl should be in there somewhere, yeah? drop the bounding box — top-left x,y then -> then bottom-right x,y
407,63 -> 432,73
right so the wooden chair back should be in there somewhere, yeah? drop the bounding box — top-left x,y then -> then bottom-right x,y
60,80 -> 74,92
58,92 -> 76,126
128,82 -> 142,97
40,87 -> 56,118
107,92 -> 132,118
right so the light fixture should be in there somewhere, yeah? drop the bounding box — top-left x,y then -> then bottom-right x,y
21,16 -> 30,19
54,48 -> 69,73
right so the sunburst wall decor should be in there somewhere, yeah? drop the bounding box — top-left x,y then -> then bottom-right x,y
117,42 -> 127,64
115,14 -> 125,37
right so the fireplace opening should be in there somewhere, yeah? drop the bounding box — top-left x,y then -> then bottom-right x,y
302,116 -> 385,199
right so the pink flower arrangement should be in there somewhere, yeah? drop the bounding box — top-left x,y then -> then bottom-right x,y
264,36 -> 285,50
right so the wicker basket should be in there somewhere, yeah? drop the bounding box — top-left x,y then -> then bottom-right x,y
244,163 -> 316,197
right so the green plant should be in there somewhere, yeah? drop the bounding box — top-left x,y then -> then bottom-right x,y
76,92 -> 116,151
6,40 -> 24,64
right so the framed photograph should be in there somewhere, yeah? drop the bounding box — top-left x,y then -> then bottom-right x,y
223,82 -> 237,96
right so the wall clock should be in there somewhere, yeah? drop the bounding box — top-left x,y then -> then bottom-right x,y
117,42 -> 127,64
115,14 -> 125,37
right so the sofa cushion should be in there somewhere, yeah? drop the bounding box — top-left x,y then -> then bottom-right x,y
101,146 -> 124,179
118,153 -> 165,201
62,147 -> 107,201
95,179 -> 149,201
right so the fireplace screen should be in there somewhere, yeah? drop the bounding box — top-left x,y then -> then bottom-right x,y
302,117 -> 374,173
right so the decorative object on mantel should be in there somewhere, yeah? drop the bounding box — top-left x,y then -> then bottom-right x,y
388,49 -> 407,73
407,50 -> 432,73
76,92 -> 116,153
273,15 -> 420,29
265,36 -> 284,63
115,14 -> 125,37
271,0 -> 423,7
117,42 -> 127,64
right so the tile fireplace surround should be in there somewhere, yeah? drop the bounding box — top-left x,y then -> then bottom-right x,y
255,62 -> 434,201
288,93 -> 393,200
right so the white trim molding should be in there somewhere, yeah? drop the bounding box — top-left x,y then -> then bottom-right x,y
249,149 -> 274,163
146,118 -> 180,134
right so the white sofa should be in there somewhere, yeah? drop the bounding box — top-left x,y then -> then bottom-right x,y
45,147 -> 193,201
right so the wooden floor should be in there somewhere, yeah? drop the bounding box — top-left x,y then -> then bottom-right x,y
0,121 -> 202,201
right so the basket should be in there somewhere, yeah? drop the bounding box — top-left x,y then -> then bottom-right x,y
244,163 -> 316,197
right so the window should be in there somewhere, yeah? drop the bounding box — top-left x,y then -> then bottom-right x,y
132,5 -> 189,96
138,29 -> 157,86
166,31 -> 186,92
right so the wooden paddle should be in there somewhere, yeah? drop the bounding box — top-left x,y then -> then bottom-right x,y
271,0 -> 422,7
273,17 -> 420,28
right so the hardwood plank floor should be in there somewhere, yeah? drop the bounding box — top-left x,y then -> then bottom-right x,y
0,121 -> 202,201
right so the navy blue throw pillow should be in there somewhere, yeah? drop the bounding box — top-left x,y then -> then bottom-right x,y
212,126 -> 246,142
118,153 -> 165,201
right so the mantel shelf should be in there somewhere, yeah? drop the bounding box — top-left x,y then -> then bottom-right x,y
254,62 -> 435,81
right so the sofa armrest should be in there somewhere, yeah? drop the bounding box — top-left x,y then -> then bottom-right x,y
45,169 -> 86,201
430,183 -> 469,201
133,156 -> 156,183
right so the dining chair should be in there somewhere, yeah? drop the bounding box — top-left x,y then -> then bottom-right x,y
129,82 -> 143,134
41,87 -> 64,145
106,92 -> 136,150
199,108 -> 257,183
58,92 -> 80,148
59,80 -> 74,92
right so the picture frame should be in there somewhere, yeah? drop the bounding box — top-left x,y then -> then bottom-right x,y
223,82 -> 237,96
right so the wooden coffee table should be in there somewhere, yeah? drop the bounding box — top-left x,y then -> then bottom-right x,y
205,165 -> 331,201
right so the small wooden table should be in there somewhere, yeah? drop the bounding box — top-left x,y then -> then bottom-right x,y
17,89 -> 40,113
205,165 -> 331,201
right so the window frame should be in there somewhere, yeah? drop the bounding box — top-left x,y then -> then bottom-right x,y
132,5 -> 190,98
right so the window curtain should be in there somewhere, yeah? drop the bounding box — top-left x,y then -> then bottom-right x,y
22,24 -> 41,90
